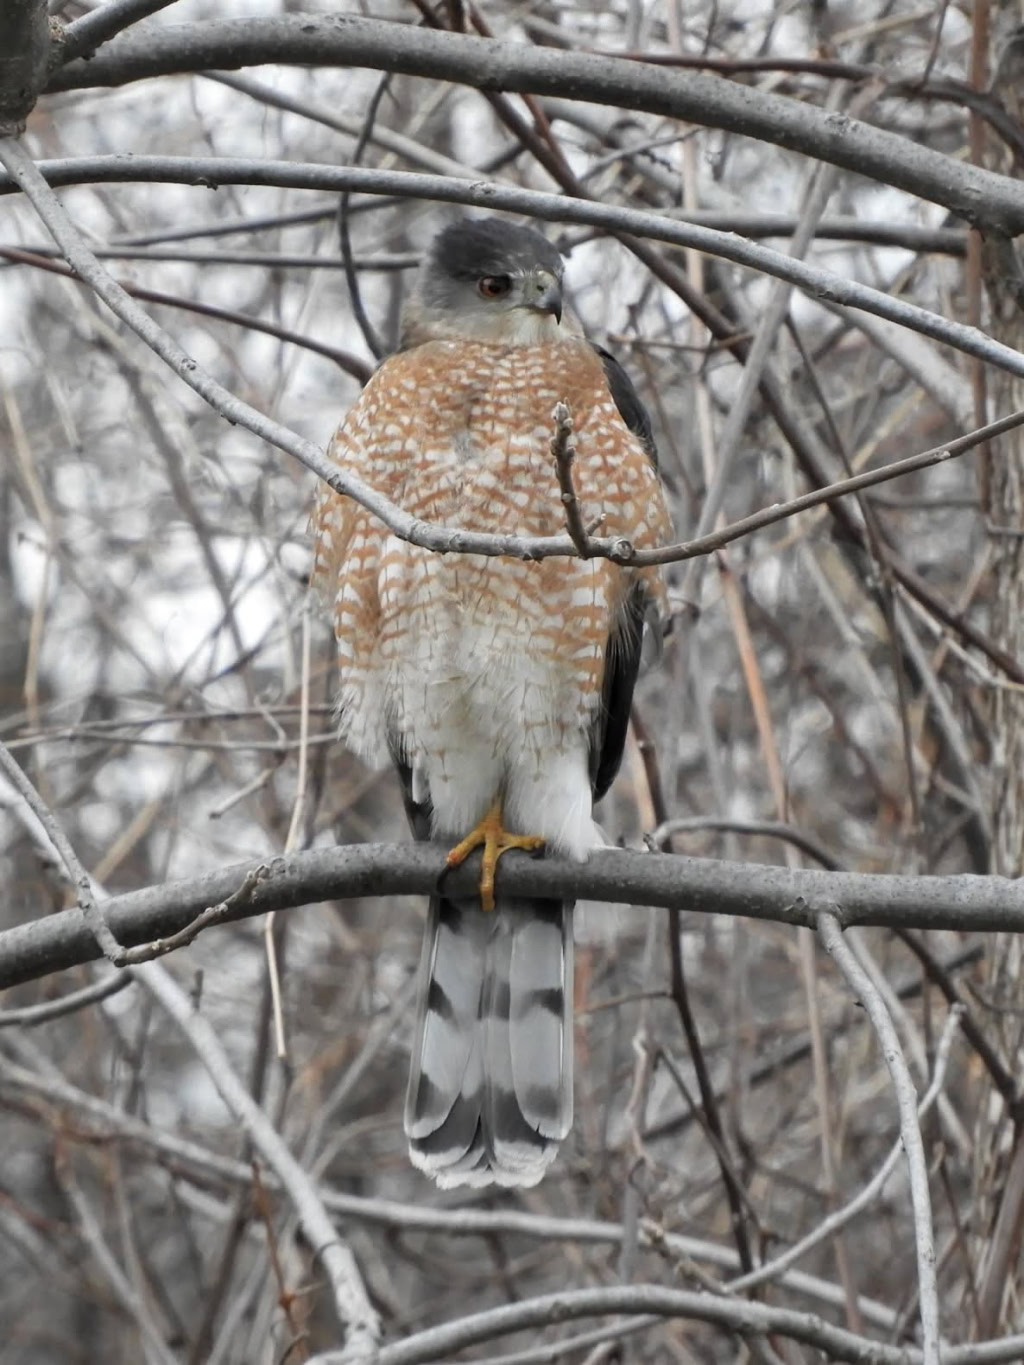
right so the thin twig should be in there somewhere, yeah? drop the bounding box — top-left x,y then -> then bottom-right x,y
267,599 -> 314,1060
0,244 -> 372,382
550,402 -> 595,558
727,1004 -> 963,1295
478,1317 -> 660,1365
133,959 -> 381,1361
337,72 -> 391,361
55,1142 -> 180,1365
818,908 -> 942,1364
251,1162 -> 310,1363
632,704 -> 758,1276
203,70 -> 479,181
0,972 -> 133,1027
112,865 -> 272,965
60,0 -> 180,64
894,928 -> 1017,1111
653,816 -> 842,870
0,739 -> 125,966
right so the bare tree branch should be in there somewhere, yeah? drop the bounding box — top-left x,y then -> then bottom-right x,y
2,157 -> 1021,388
0,1058 -> 902,1330
0,971 -> 132,1026
726,1004 -> 962,1297
61,0 -> 187,65
134,958 -> 381,1362
818,910 -> 941,1363
43,15 -> 1024,233
3,841 -> 1024,991
308,1281 -> 1024,1365
57,1145 -> 181,1365
0,739 -> 125,966
550,401 -> 599,557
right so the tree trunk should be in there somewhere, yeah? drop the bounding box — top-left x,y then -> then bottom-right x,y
972,7 -> 1024,1335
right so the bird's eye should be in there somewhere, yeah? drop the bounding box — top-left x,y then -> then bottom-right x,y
478,275 -> 512,299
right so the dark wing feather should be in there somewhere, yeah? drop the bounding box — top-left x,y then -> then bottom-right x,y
587,342 -> 663,801
591,343 -> 658,468
389,746 -> 432,841
590,584 -> 649,801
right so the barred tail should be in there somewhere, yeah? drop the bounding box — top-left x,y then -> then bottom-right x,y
404,894 -> 573,1188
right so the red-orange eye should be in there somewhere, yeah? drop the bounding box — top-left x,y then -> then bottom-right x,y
478,275 -> 512,298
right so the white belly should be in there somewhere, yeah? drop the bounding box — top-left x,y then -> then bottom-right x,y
372,546 -> 608,857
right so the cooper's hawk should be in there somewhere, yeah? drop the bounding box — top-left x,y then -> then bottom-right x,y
312,217 -> 670,1187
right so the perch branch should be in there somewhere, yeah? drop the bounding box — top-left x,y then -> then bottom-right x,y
5,842 -> 1024,991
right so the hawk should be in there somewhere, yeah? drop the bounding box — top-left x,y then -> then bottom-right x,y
312,217 -> 670,1187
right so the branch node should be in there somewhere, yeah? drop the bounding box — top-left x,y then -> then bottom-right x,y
116,862 -> 271,965
550,400 -> 594,559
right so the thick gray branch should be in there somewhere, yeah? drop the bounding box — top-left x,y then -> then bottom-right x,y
44,15 -> 1024,233
0,842 -> 1021,991
328,1282 -> 1024,1365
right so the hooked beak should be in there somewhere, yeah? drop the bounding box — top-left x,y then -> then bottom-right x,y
526,268 -> 562,324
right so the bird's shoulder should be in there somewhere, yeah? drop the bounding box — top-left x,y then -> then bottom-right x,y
589,342 -> 658,467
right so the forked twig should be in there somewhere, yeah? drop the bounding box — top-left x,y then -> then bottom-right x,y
550,401 -> 597,558
727,1004 -> 963,1296
0,740 -> 125,966
135,959 -> 381,1361
116,865 -> 272,964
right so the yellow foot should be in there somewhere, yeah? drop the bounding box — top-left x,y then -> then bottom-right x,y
445,801 -> 545,911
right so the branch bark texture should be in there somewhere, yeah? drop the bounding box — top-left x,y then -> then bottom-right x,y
44,15 -> 1024,233
0,841 -> 1018,991
4,158 -> 1024,400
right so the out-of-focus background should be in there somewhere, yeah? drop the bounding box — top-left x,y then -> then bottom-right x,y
2,0 -> 1022,1359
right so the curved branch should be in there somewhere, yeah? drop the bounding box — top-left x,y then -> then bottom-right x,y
2,157 -> 1020,391
44,15 -> 1024,232
2,841 -> 1024,992
7,149 -> 1023,581
61,0 -> 191,65
311,1280 -> 1024,1365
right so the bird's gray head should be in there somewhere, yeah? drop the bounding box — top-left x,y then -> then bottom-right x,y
402,218 -> 569,347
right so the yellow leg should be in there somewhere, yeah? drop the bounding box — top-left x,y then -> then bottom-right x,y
445,800 -> 545,911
